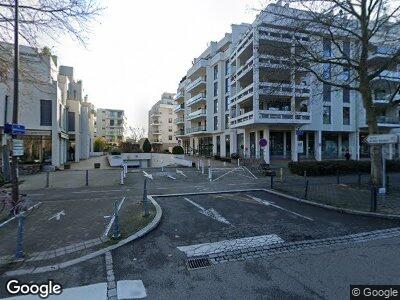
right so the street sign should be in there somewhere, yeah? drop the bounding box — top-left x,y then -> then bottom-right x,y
13,139 -> 24,156
4,123 -> 26,135
297,141 -> 304,153
259,138 -> 268,148
366,134 -> 398,145
296,130 -> 304,136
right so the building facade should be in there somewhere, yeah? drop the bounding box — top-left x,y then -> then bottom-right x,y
95,109 -> 126,144
148,92 -> 177,152
173,4 -> 400,162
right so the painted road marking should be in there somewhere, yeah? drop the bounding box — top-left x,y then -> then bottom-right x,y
246,195 -> 314,221
167,174 -> 176,180
176,169 -> 187,177
143,171 -> 153,180
117,280 -> 147,299
183,197 -> 231,225
0,202 -> 42,229
48,210 -> 66,221
72,189 -> 124,194
177,234 -> 284,257
103,197 -> 126,237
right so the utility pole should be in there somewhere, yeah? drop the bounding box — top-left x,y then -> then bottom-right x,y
2,96 -> 10,182
10,0 -> 20,205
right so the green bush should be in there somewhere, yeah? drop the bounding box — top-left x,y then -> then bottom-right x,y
230,153 -> 240,160
0,172 -> 4,186
142,139 -> 151,153
172,146 -> 184,155
288,160 -> 400,176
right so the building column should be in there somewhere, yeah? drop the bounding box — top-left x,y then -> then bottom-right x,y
255,130 -> 260,159
349,131 -> 359,160
244,129 -> 250,158
305,132 -> 309,158
221,134 -> 227,158
212,135 -> 217,156
283,132 -> 287,158
231,131 -> 237,155
338,133 -> 343,158
388,143 -> 394,160
291,129 -> 298,162
263,127 -> 270,164
315,131 -> 322,161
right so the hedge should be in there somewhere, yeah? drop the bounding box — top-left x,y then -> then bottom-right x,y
172,146 -> 184,155
288,160 -> 400,176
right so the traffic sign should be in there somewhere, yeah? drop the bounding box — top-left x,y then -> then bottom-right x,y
259,138 -> 268,148
13,139 -> 24,156
296,130 -> 304,136
4,123 -> 26,135
366,134 -> 398,145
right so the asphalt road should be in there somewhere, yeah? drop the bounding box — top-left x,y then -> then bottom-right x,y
1,188 -> 400,300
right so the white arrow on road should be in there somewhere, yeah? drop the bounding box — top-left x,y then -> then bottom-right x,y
246,195 -> 314,221
142,171 -> 153,180
176,169 -> 187,177
48,210 -> 65,221
183,197 -> 231,225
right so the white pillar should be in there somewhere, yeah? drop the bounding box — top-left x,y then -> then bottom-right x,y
338,133 -> 343,158
231,131 -> 237,155
349,132 -> 358,160
221,134 -> 227,158
244,130 -> 250,158
283,132 -> 287,158
255,130 -> 260,159
305,132 -> 309,158
291,129 -> 298,162
263,127 -> 270,164
388,144 -> 394,160
212,135 -> 217,156
315,131 -> 322,161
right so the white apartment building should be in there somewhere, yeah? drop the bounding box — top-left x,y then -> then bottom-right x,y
174,4 -> 400,162
0,43 -> 96,171
96,109 -> 126,144
148,92 -> 177,152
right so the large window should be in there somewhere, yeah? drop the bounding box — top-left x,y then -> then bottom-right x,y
213,65 -> 218,80
225,78 -> 229,94
110,119 -> 115,126
323,84 -> 331,102
225,114 -> 229,129
214,82 -> 218,97
40,100 -> 52,126
343,107 -> 350,125
323,105 -> 331,124
323,38 -> 332,57
214,99 -> 218,113
323,64 -> 331,79
213,116 -> 218,130
343,86 -> 350,103
68,112 -> 75,131
343,40 -> 350,58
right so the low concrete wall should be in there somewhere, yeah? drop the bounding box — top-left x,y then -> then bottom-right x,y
107,153 -> 191,168
90,152 -> 104,157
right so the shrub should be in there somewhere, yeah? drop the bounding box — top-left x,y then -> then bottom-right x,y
142,139 -> 151,153
0,172 -> 4,186
164,149 -> 171,153
172,146 -> 184,155
110,148 -> 121,155
94,137 -> 108,152
230,153 -> 240,160
214,154 -> 221,160
120,142 -> 141,153
288,160 -> 400,176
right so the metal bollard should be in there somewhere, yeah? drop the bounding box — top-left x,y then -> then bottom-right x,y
14,214 -> 25,259
370,187 -> 377,212
112,201 -> 121,239
46,171 -> 50,188
197,160 -> 200,171
280,168 -> 283,182
120,170 -> 124,185
143,178 -> 149,217
123,166 -> 126,178
237,159 -> 240,167
223,161 -> 226,167
208,159 -> 211,167
304,180 -> 309,199
208,167 -> 212,181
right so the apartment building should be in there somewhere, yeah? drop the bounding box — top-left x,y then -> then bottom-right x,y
0,43 -> 96,171
96,109 -> 126,144
148,92 -> 177,152
174,3 -> 400,162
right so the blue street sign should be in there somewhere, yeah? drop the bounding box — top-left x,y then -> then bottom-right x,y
296,130 -> 304,136
4,123 -> 26,135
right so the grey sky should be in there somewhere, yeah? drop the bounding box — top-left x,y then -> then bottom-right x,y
54,0 -> 261,133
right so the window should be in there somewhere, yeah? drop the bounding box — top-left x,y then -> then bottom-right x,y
343,107 -> 350,125
168,118 -> 172,123
343,40 -> 350,58
117,120 -> 122,126
225,78 -> 229,94
323,64 -> 331,79
214,99 -> 218,113
225,96 -> 229,112
169,135 -> 173,141
323,84 -> 331,102
40,100 -> 52,126
323,38 -> 331,57
214,82 -> 218,97
68,111 -> 75,131
343,67 -> 350,81
225,114 -> 229,129
168,127 -> 172,132
323,106 -> 331,124
343,86 -> 350,103
110,119 -> 115,126
213,116 -> 218,130
213,65 -> 218,80
225,61 -> 229,76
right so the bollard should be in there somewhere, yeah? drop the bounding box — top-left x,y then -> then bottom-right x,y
208,159 -> 211,167
223,161 -> 226,167
304,180 -> 309,199
14,214 -> 25,260
86,170 -> 89,186
143,178 -> 149,217
123,165 -> 126,178
358,172 -> 361,185
270,175 -> 274,189
112,201 -> 121,239
124,163 -> 128,175
197,160 -> 200,171
46,171 -> 50,188
336,171 -> 340,185
202,163 -> 205,175
120,170 -> 124,185
208,167 -> 212,181
370,187 -> 377,212
237,159 -> 240,167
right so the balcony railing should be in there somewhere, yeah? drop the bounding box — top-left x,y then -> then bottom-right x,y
186,125 -> 207,134
230,84 -> 254,104
373,70 -> 400,82
173,103 -> 185,112
174,117 -> 184,124
187,93 -> 206,107
185,76 -> 206,93
260,82 -> 310,97
174,91 -> 184,101
187,58 -> 207,78
258,26 -> 309,44
377,116 -> 400,125
259,54 -> 292,69
187,109 -> 207,120
175,129 -> 185,136
230,111 -> 254,126
258,110 -> 311,124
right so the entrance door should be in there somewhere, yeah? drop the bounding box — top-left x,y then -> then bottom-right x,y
270,132 -> 284,157
250,132 -> 256,158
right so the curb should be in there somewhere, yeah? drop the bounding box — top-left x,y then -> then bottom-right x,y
3,196 -> 162,277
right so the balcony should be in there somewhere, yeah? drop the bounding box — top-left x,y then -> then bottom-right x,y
369,46 -> 396,61
259,54 -> 292,69
259,82 -> 310,98
174,91 -> 184,102
186,93 -> 206,107
173,103 -> 185,113
234,57 -> 253,81
150,121 -> 161,126
152,131 -> 162,135
185,76 -> 206,93
372,70 -> 400,82
230,111 -> 254,127
187,59 -> 207,78
230,84 -> 254,104
152,139 -> 163,144
150,112 -> 161,118
187,109 -> 207,121
175,129 -> 185,137
377,116 -> 400,127
259,27 -> 309,44
258,110 -> 311,124
186,125 -> 207,134
373,93 -> 400,105
174,117 -> 184,125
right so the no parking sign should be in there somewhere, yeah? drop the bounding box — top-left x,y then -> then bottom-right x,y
259,138 -> 268,149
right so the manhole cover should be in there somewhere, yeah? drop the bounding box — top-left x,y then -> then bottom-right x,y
186,257 -> 212,270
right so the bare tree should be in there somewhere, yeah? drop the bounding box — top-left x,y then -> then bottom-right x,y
127,126 -> 146,143
260,0 -> 400,186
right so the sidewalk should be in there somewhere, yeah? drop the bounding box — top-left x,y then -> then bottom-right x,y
70,155 -> 112,170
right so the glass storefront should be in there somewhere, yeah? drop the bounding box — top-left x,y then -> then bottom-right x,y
20,135 -> 52,164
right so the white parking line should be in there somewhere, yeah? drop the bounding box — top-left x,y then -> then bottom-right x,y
103,197 -> 126,237
183,197 -> 231,225
72,189 -> 123,194
246,194 -> 314,221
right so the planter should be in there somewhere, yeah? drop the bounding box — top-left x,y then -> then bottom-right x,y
18,164 -> 41,175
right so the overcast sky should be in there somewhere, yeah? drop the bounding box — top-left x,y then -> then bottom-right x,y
54,0 -> 262,133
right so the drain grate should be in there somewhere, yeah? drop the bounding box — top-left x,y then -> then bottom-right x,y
186,257 -> 212,270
